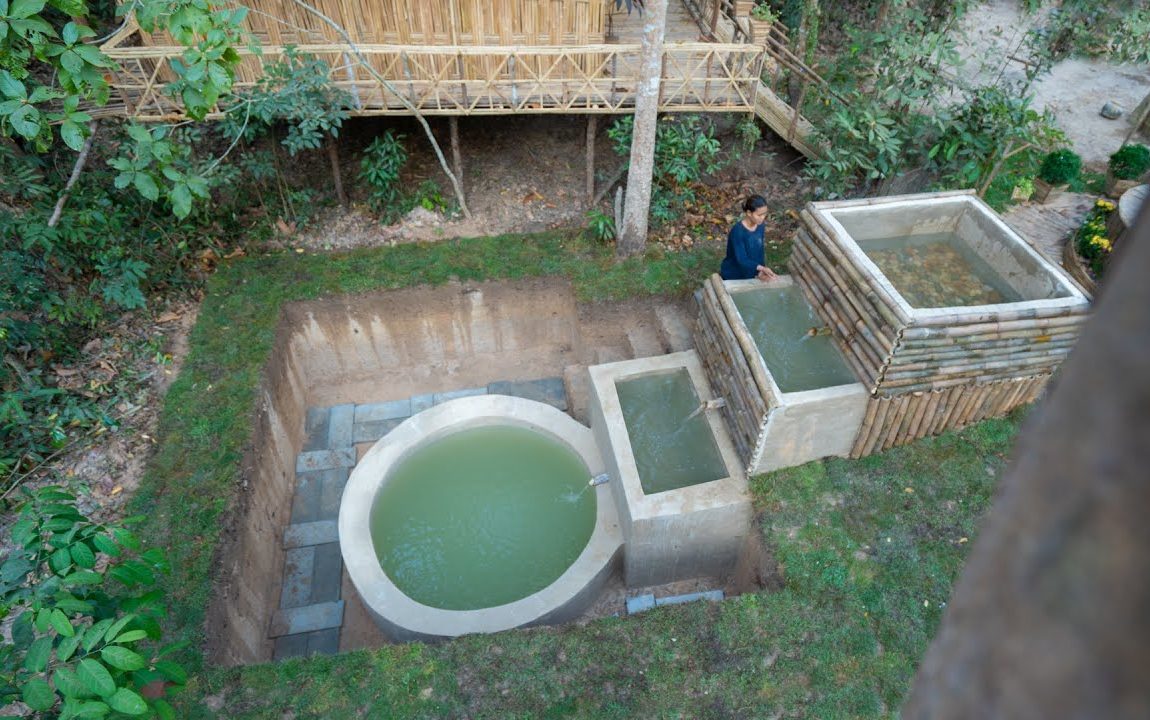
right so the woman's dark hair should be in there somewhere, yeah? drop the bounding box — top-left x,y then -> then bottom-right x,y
742,195 -> 768,213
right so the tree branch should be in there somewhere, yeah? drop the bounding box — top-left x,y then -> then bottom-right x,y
47,120 -> 99,228
283,0 -> 471,219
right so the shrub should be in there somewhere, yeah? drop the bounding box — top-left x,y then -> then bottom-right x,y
1074,198 -> 1117,277
1,486 -> 187,717
585,208 -> 616,243
1038,149 -> 1082,184
359,131 -> 408,218
1108,143 -> 1150,180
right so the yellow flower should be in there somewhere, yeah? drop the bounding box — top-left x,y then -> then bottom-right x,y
1096,199 -> 1116,211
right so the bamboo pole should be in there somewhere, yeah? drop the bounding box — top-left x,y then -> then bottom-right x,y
709,275 -> 778,406
851,395 -> 881,458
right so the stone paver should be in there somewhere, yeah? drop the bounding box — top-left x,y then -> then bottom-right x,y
327,404 -> 355,449
283,520 -> 338,549
353,418 -> 404,444
487,377 -> 568,411
295,448 -> 356,474
270,601 -> 344,637
626,594 -> 656,614
432,387 -> 487,404
310,543 -> 343,604
272,633 -> 309,661
292,468 -> 349,524
655,305 -> 695,352
354,399 -> 412,423
279,547 -> 316,610
301,407 -> 331,452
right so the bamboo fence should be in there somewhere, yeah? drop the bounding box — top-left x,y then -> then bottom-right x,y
790,201 -> 1090,396
98,37 -> 767,120
695,274 -> 774,465
849,373 -> 1050,457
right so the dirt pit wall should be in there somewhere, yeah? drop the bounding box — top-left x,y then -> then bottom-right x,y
206,278 -> 665,665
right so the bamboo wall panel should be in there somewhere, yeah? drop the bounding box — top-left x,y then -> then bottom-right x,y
695,275 -> 773,467
791,204 -> 1090,396
139,0 -> 606,48
849,374 -> 1050,457
102,42 -> 766,120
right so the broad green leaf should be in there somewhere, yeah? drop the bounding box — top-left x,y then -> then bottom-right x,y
65,569 -> 102,586
57,631 -> 82,662
60,49 -> 83,75
62,20 -> 78,44
10,102 -> 41,139
28,85 -> 60,103
133,172 -> 159,201
24,635 -> 53,672
111,527 -> 140,550
154,698 -> 176,720
76,658 -> 115,698
91,534 -> 120,557
109,629 -> 147,644
102,614 -> 135,646
153,660 -> 187,685
82,619 -> 114,652
100,645 -> 145,671
49,546 -> 73,574
107,687 -> 147,715
53,666 -> 85,698
9,0 -> 45,18
170,183 -> 192,218
50,608 -> 76,637
22,678 -> 55,711
70,542 -> 96,569
73,700 -> 111,717
1,555 -> 33,583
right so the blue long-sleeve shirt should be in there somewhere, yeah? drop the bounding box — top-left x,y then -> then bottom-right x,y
720,221 -> 765,280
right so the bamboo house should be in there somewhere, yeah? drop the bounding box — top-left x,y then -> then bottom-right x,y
97,0 -> 818,156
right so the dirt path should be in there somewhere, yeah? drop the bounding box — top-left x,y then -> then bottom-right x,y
957,0 -> 1150,168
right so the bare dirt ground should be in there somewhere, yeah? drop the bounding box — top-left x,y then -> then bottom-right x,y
957,0 -> 1150,168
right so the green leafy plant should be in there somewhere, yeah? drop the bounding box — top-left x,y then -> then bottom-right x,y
585,208 -> 616,243
735,115 -> 762,153
1074,198 -> 1117,277
413,180 -> 448,213
750,2 -> 779,23
360,131 -> 408,218
1,486 -> 187,718
1108,143 -> 1150,180
608,114 -> 722,228
1038,149 -> 1081,184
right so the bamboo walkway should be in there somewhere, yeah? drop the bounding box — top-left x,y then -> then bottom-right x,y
1000,192 -> 1096,265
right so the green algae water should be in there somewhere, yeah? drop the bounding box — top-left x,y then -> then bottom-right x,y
369,426 -> 595,611
860,232 -> 1023,307
616,369 -> 726,495
731,285 -> 857,393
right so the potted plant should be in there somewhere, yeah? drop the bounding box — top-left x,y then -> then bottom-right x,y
748,2 -> 778,42
1105,143 -> 1150,197
1033,149 -> 1081,203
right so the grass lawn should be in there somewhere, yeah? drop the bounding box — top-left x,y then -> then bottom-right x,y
136,230 -> 1020,718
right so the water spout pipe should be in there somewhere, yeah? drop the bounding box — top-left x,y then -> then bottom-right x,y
589,473 -> 611,487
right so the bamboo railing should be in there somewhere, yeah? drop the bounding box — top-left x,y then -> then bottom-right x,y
99,39 -> 767,121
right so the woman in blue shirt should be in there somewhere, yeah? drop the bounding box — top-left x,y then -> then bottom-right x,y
720,194 -> 777,281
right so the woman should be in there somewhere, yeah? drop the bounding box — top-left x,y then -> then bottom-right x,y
720,194 -> 777,281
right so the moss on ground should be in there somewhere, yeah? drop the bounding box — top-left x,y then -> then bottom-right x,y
138,230 -> 1021,718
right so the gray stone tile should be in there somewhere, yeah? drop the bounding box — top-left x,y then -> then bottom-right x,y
273,633 -> 310,661
269,601 -> 344,637
310,542 -> 343,604
353,418 -> 404,444
279,547 -> 315,610
354,399 -> 411,423
318,467 -> 350,520
327,404 -> 355,449
295,448 -> 356,473
301,407 -> 331,452
410,393 -> 436,414
291,472 -> 322,524
487,377 -> 567,411
306,628 -> 340,656
626,594 -> 656,614
432,387 -> 486,404
283,520 -> 338,549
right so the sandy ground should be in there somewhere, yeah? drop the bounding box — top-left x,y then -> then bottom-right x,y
957,0 -> 1150,168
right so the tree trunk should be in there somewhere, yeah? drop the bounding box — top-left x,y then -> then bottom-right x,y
903,203 -> 1150,718
326,137 -> 347,208
616,0 -> 667,256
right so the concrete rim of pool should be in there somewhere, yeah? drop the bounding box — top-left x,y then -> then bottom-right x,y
339,394 -> 623,641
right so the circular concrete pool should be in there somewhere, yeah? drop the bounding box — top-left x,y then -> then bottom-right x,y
339,395 -> 622,641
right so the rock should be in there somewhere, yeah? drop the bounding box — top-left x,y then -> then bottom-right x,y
1100,102 -> 1124,120
403,206 -> 441,226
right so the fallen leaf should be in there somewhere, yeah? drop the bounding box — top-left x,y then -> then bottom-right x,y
156,311 -> 180,324
111,486 -> 123,496
224,247 -> 246,259
54,366 -> 81,377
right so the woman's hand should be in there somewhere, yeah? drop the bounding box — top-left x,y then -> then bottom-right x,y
756,265 -> 777,282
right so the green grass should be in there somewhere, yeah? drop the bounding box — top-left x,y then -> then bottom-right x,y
135,228 -> 1021,718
